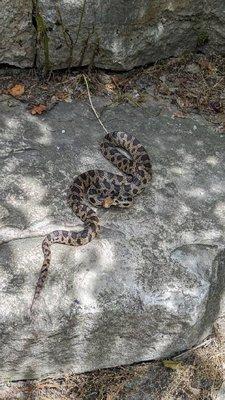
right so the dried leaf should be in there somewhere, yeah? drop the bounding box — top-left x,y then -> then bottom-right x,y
55,91 -> 69,101
163,360 -> 183,370
30,104 -> 47,115
102,197 -> 114,208
111,76 -> 123,85
8,84 -> 25,97
158,83 -> 170,95
104,83 -> 116,93
198,59 -> 217,74
176,96 -> 186,109
172,111 -> 186,119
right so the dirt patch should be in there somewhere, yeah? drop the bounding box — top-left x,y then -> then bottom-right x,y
1,53 -> 225,132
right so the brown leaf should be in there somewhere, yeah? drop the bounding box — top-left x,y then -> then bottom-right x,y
111,76 -> 130,88
198,59 -> 217,74
175,96 -> 186,109
55,91 -> 69,101
104,83 -> 116,93
30,104 -> 47,115
8,84 -> 25,97
111,76 -> 123,85
172,111 -> 186,119
158,83 -> 170,95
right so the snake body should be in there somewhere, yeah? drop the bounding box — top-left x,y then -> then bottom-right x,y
30,131 -> 152,310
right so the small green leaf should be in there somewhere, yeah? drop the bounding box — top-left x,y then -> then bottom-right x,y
163,360 -> 183,370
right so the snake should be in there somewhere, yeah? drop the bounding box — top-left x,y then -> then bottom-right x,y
30,131 -> 152,311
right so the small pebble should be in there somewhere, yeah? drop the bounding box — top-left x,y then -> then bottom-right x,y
186,63 -> 201,74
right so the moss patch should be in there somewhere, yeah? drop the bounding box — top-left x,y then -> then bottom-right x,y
32,0 -> 51,73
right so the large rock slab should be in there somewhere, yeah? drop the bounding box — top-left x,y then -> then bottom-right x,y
205,0 -> 225,55
0,95 -> 225,381
36,0 -> 203,71
0,0 -> 35,67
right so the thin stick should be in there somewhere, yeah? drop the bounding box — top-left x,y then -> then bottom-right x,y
172,337 -> 214,360
82,74 -> 109,134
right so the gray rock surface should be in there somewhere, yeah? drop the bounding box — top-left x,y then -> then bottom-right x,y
36,0 -> 203,70
0,0 -> 35,67
216,383 -> 225,400
205,0 -> 225,55
1,1 -> 225,70
0,94 -> 225,381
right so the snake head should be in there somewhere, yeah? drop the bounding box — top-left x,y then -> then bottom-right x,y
102,197 -> 114,208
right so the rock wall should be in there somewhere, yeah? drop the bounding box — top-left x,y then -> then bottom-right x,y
0,0 -> 35,67
0,0 -> 225,71
35,0 -> 203,70
205,0 -> 225,55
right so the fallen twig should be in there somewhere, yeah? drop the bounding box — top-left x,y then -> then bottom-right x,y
82,74 -> 109,134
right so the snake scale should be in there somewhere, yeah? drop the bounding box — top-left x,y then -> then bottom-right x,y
30,131 -> 152,311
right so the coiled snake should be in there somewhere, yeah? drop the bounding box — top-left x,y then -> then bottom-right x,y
30,131 -> 152,310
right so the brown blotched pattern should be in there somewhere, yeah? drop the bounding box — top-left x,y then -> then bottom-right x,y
30,131 -> 152,311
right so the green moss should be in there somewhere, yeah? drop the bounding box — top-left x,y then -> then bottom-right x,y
32,0 -> 51,73
197,31 -> 209,47
35,12 -> 51,73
